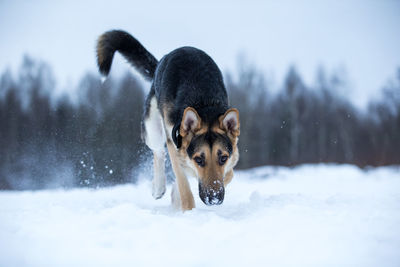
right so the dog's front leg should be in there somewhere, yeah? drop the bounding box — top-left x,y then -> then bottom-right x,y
167,142 -> 195,211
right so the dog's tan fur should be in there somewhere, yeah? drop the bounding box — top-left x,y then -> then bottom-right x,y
166,141 -> 196,210
164,107 -> 239,211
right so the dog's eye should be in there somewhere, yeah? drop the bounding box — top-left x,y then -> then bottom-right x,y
219,155 -> 228,165
194,156 -> 205,167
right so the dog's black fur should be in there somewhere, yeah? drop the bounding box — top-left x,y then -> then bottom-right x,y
97,30 -> 157,80
97,30 -> 230,148
154,46 -> 230,148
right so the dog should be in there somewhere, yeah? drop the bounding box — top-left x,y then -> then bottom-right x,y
96,30 -> 240,211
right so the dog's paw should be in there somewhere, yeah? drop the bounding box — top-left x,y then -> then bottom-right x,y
152,183 -> 166,199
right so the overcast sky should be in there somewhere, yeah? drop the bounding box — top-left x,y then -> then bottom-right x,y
1,0 -> 399,109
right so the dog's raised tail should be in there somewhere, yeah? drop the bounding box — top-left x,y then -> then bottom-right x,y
96,30 -> 158,80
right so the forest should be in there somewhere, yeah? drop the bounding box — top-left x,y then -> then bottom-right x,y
0,56 -> 399,189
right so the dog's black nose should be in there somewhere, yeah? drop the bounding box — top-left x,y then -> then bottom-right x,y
199,182 -> 225,205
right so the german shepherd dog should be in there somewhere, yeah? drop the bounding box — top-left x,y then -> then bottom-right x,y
96,30 -> 240,211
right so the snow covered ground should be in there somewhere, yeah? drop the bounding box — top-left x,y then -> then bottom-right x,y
1,164 -> 399,267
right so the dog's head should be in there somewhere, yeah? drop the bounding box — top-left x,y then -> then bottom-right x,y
176,107 -> 240,205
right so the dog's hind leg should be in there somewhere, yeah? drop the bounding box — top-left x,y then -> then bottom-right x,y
151,150 -> 166,199
142,92 -> 166,199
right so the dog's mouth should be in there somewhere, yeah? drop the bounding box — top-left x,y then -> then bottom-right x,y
199,182 -> 225,206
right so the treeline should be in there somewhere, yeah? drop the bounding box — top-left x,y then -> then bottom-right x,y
0,56 -> 399,189
228,63 -> 400,168
0,57 -> 147,189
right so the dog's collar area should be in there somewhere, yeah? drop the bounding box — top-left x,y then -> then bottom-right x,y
172,124 -> 182,148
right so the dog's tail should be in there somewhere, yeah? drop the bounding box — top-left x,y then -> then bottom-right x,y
96,30 -> 158,80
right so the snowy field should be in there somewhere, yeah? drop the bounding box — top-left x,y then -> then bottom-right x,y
1,164 -> 399,267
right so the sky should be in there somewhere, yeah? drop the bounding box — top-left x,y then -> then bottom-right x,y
0,0 -> 399,109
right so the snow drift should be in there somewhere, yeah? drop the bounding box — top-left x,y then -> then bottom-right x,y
1,164 -> 399,267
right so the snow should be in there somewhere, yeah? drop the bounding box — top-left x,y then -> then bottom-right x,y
1,164 -> 399,267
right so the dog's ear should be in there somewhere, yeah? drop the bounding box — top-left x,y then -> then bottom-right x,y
219,108 -> 240,137
180,107 -> 201,137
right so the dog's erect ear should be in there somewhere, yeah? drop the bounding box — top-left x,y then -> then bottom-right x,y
219,108 -> 240,137
180,107 -> 201,137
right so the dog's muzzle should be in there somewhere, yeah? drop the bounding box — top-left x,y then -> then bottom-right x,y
199,181 -> 225,205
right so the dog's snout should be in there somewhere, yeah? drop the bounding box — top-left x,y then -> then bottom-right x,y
199,181 -> 225,206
